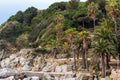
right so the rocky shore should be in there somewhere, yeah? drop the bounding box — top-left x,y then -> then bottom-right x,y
0,48 -> 92,80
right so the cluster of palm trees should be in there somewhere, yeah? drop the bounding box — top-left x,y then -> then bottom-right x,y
42,0 -> 120,78
78,0 -> 120,77
65,0 -> 120,78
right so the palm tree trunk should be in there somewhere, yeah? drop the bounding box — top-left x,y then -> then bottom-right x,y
95,55 -> 100,70
82,48 -> 86,69
106,54 -> 110,69
85,49 -> 89,71
77,45 -> 80,59
77,50 -> 79,59
83,21 -> 85,28
53,48 -> 57,58
93,19 -> 96,31
73,50 -> 76,70
101,53 -> 105,78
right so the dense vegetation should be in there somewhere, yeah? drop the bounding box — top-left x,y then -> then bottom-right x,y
0,0 -> 120,78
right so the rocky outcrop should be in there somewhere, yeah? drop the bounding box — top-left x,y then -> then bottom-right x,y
0,48 -> 92,80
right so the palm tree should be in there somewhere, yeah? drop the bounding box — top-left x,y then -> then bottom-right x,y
95,28 -> 117,69
88,2 -> 99,30
100,18 -> 114,31
94,39 -> 116,77
95,28 -> 117,44
105,0 -> 120,33
64,28 -> 77,70
79,30 -> 90,71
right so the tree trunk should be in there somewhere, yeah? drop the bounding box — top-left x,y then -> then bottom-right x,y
82,48 -> 86,69
85,49 -> 89,71
101,53 -> 105,78
53,48 -> 57,58
77,46 -> 80,59
106,54 -> 110,69
93,19 -> 96,31
83,21 -> 85,28
73,50 -> 76,71
77,50 -> 80,59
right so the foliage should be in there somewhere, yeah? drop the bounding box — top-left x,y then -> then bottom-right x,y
16,33 -> 30,48
0,21 -> 22,42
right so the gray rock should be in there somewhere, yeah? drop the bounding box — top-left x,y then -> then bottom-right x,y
54,77 -> 59,80
1,58 -> 10,68
61,65 -> 68,72
20,57 -> 27,66
31,76 -> 39,80
62,65 -> 72,72
44,73 -> 52,80
0,76 -> 15,80
55,66 -> 62,72
42,62 -> 56,72
9,54 -> 16,60
1,60 -> 6,68
55,65 -> 72,72
64,73 -> 75,78
22,64 -> 32,71
0,49 -> 8,60
0,68 -> 17,77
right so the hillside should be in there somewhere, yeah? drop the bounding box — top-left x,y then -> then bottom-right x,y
0,1 -> 93,48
